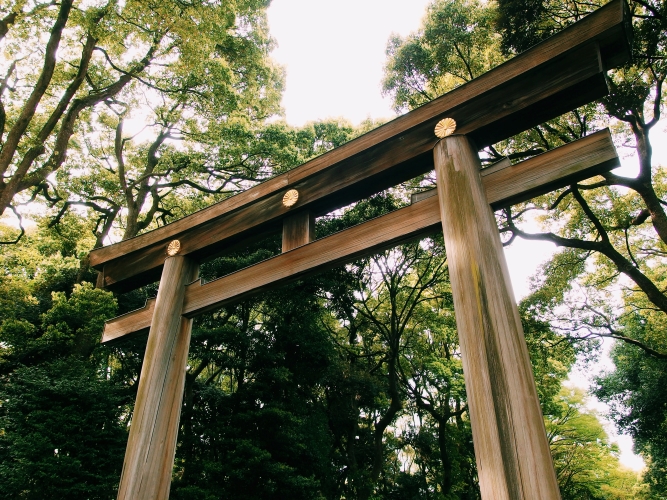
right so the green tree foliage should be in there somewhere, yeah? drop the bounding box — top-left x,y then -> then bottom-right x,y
172,281 -> 336,499
383,0 -> 502,113
494,0 -> 667,351
0,359 -> 127,500
0,0 -> 283,243
546,388 -> 643,499
328,236 -> 458,497
0,217 -> 112,369
596,335 -> 667,496
0,220 -> 127,499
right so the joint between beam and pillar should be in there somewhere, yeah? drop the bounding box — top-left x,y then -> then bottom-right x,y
282,210 -> 315,252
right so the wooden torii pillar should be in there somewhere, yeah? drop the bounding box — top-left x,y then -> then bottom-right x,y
90,2 -> 631,498
435,132 -> 559,498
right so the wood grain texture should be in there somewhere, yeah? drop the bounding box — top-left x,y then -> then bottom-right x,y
181,197 -> 441,317
434,136 -> 560,500
101,130 -> 619,343
103,298 -> 155,343
282,210 -> 315,252
116,255 -> 198,500
89,0 -> 630,292
483,128 -> 619,208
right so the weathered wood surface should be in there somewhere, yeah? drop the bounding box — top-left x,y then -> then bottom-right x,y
181,200 -> 437,318
282,210 -> 315,252
434,135 -> 560,499
89,0 -> 630,292
482,128 -> 619,208
116,255 -> 198,500
101,130 -> 619,343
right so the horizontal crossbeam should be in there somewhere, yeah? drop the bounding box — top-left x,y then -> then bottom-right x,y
89,0 -> 630,292
101,130 -> 618,343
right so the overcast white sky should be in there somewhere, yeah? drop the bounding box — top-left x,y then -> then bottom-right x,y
268,0 -> 433,125
267,0 -> 653,471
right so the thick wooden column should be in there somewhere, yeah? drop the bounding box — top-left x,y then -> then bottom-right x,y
434,136 -> 560,500
117,253 -> 199,500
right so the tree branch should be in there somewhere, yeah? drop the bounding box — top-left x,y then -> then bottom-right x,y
0,0 -> 73,177
0,205 -> 24,244
14,36 -> 162,202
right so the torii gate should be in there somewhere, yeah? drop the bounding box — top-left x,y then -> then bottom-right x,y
90,1 -> 631,498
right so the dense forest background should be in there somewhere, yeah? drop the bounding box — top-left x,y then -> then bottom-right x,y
0,0 -> 665,498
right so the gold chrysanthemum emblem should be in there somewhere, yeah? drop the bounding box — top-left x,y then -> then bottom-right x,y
166,240 -> 181,256
282,189 -> 299,208
434,118 -> 457,138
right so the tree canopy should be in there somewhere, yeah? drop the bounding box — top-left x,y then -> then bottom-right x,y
0,0 -> 284,244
